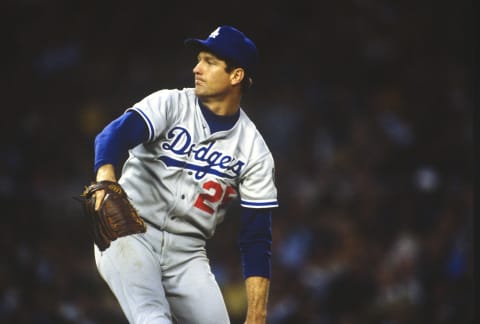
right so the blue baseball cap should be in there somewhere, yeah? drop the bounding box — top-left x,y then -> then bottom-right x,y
185,25 -> 259,76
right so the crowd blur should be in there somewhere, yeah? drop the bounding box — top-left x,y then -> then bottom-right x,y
1,0 -> 473,323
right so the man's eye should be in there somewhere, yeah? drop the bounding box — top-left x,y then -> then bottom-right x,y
197,56 -> 216,65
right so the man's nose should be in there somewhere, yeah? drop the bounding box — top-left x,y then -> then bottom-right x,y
193,61 -> 202,74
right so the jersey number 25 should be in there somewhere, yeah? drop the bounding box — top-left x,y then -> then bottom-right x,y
194,180 -> 236,214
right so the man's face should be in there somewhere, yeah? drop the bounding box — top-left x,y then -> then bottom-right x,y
193,51 -> 233,99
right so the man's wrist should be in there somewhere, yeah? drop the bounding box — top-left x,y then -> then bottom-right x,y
96,164 -> 117,182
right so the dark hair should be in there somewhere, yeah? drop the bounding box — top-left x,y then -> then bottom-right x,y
224,61 -> 253,92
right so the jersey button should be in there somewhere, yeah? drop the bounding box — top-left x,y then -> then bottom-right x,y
181,194 -> 185,199
187,171 -> 193,175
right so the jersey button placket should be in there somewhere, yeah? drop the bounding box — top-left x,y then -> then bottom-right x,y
180,161 -> 189,201
176,157 -> 191,212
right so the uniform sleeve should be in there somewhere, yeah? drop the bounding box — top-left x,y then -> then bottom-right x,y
126,89 -> 174,142
239,152 -> 278,209
238,207 -> 272,279
94,110 -> 149,173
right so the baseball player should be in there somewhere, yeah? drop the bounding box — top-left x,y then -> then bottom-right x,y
91,25 -> 278,324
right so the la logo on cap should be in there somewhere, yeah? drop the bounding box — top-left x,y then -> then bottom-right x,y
209,27 -> 220,39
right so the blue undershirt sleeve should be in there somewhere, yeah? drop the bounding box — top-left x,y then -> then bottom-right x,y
94,110 -> 149,173
238,207 -> 272,279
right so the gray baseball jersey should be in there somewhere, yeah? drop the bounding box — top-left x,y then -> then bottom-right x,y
95,87 -> 278,323
119,87 -> 278,239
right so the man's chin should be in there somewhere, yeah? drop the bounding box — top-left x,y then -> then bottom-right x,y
194,87 -> 208,98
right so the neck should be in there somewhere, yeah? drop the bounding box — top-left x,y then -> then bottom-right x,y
199,92 -> 242,116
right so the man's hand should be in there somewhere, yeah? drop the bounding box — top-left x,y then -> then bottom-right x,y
94,164 -> 117,211
76,163 -> 147,251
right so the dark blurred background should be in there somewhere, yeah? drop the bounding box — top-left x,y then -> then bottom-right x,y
1,0 -> 474,323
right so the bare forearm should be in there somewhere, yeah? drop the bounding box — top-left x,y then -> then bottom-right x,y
245,276 -> 270,324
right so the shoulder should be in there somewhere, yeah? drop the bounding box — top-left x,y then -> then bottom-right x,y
139,88 -> 195,104
132,88 -> 197,118
237,109 -> 273,160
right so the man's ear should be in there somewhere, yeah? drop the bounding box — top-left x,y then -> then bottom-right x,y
230,68 -> 245,86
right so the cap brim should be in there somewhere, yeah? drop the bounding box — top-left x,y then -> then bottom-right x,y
184,38 -> 229,63
184,38 -> 209,50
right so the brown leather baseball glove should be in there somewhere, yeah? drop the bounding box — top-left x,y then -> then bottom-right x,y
78,180 -> 146,251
